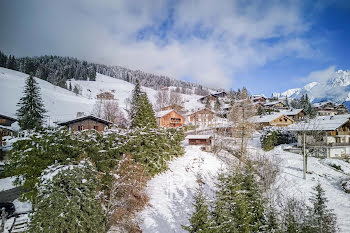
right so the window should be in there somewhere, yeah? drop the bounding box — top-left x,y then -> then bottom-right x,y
94,125 -> 99,130
0,119 -> 5,124
77,125 -> 83,131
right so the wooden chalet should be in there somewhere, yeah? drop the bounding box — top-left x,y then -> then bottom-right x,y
251,95 -> 267,103
199,94 -> 217,104
313,102 -> 349,116
161,104 -> 184,112
280,109 -> 305,121
186,108 -> 214,127
96,92 -> 114,100
0,114 -> 17,142
155,110 -> 185,128
58,115 -> 112,132
264,101 -> 286,110
186,134 -> 213,151
250,113 -> 294,128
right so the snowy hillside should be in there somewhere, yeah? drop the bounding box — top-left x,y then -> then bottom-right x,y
0,67 -> 94,123
273,69 -> 350,103
70,73 -> 204,113
0,68 -> 205,124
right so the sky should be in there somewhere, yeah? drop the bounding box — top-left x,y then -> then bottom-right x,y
0,0 -> 350,95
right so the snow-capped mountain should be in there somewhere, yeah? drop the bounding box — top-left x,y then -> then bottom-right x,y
273,70 -> 350,103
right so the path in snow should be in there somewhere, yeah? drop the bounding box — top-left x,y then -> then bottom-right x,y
139,145 -> 226,233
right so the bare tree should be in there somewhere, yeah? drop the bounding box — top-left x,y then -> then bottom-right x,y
228,92 -> 256,161
155,90 -> 169,111
169,90 -> 183,107
91,100 -> 127,127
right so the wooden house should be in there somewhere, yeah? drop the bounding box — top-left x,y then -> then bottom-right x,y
186,134 -> 213,151
288,114 -> 350,158
280,109 -> 305,121
58,115 -> 112,132
249,113 -> 294,128
313,102 -> 349,116
96,92 -> 114,100
0,114 -> 17,127
0,114 -> 17,145
199,94 -> 217,104
186,108 -> 214,127
264,101 -> 286,110
155,110 -> 185,128
161,104 -> 184,112
251,95 -> 267,103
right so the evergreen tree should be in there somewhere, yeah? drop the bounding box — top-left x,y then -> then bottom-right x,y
73,85 -> 79,95
69,82 -> 72,91
183,186 -> 212,233
130,80 -> 157,128
16,75 -> 46,130
303,183 -> 337,233
0,51 -> 7,67
205,98 -> 211,109
28,160 -> 106,233
265,205 -> 281,233
214,98 -> 221,112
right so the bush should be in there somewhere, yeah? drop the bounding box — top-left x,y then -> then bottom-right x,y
261,127 -> 296,151
330,163 -> 343,171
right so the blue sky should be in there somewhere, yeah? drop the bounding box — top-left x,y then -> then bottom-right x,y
0,0 -> 349,95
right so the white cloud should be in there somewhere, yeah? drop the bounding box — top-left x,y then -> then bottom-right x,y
0,0 -> 316,88
301,66 -> 336,83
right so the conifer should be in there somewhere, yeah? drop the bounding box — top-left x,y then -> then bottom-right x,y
16,75 -> 46,130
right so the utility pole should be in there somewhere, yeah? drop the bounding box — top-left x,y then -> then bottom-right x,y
303,132 -> 306,180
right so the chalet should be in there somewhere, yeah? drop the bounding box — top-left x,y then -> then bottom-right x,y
0,114 -> 17,127
199,94 -> 217,104
251,95 -> 267,103
0,114 -> 17,145
212,91 -> 227,98
186,134 -> 213,151
264,101 -> 286,110
249,113 -> 294,128
288,114 -> 350,158
185,108 -> 215,127
58,115 -> 112,132
280,109 -> 305,121
155,110 -> 185,128
313,102 -> 348,116
161,104 -> 184,112
96,92 -> 114,100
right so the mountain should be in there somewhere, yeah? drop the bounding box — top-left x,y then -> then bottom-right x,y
0,51 -> 213,96
273,70 -> 350,104
0,67 -> 204,124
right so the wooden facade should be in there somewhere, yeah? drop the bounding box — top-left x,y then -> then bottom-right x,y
161,104 -> 184,112
188,137 -> 212,145
156,110 -> 185,128
0,114 -> 17,127
96,92 -> 114,100
58,115 -> 112,132
187,108 -> 214,125
269,115 -> 294,127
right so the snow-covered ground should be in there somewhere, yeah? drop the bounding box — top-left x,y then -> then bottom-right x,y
139,145 -> 226,233
247,134 -> 350,233
0,176 -> 16,191
0,68 -> 204,124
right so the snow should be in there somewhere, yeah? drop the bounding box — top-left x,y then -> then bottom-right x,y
249,112 -> 285,123
185,134 -> 212,139
13,199 -> 32,214
155,110 -> 174,118
247,134 -> 350,233
0,176 -> 16,191
280,108 -> 304,116
288,114 -> 350,131
139,145 -> 226,233
0,68 -> 204,125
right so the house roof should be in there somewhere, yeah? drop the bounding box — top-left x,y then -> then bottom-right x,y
264,101 -> 284,106
185,107 -> 214,116
185,134 -> 212,139
249,113 -> 291,123
0,114 -> 17,122
0,125 -> 14,132
155,109 -> 181,118
57,115 -> 112,126
288,114 -> 350,131
280,109 -> 304,116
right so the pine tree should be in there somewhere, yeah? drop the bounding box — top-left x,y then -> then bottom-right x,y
16,75 -> 46,130
205,98 -> 211,109
214,98 -> 221,112
28,160 -> 106,233
130,80 -> 157,128
73,85 -> 79,95
303,183 -> 337,233
183,186 -> 212,233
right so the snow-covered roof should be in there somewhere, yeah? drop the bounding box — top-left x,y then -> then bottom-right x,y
57,115 -> 112,125
0,124 -> 14,131
185,107 -> 213,116
0,113 -> 17,122
264,101 -> 284,106
280,108 -> 304,116
249,113 -> 289,123
288,114 -> 350,131
155,110 -> 174,118
185,134 -> 212,139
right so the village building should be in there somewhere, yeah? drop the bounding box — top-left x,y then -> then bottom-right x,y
313,102 -> 349,116
58,115 -> 112,132
288,114 -> 350,158
251,95 -> 267,103
198,94 -> 217,104
155,110 -> 185,128
185,134 -> 213,151
280,109 -> 305,121
96,91 -> 114,100
0,114 -> 17,142
249,113 -> 294,128
161,104 -> 184,112
263,101 -> 287,110
185,108 -> 215,128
